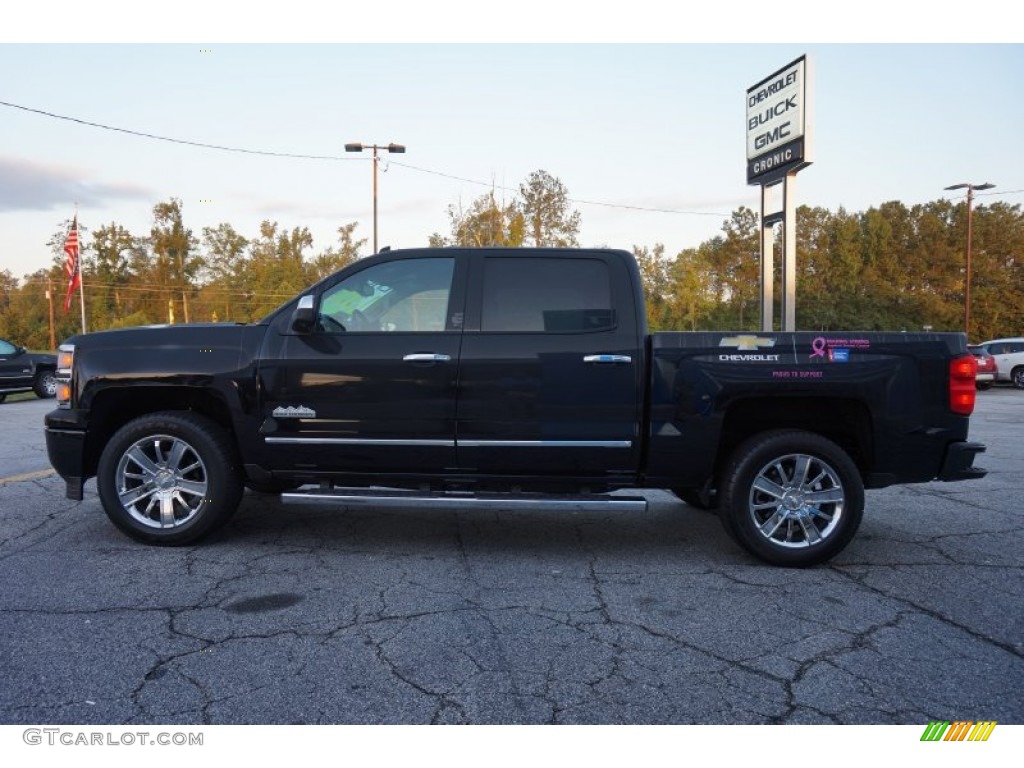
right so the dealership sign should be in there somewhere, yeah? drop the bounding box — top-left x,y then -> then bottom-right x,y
746,56 -> 813,184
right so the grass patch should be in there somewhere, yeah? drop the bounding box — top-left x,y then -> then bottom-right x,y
3,392 -> 39,404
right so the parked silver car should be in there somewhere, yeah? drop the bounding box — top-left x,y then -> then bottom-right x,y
978,337 -> 1024,389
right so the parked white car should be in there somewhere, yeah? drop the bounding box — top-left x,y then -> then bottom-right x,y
978,337 -> 1024,389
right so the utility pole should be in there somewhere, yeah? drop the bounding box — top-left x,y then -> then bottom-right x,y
945,181 -> 995,338
46,279 -> 56,350
345,142 -> 406,254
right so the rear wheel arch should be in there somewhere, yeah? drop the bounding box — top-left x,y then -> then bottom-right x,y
716,397 -> 872,475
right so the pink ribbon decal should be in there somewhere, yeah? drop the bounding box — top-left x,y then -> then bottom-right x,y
810,337 -> 827,359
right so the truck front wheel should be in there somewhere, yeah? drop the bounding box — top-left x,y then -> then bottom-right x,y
97,412 -> 243,545
718,430 -> 864,567
33,369 -> 57,398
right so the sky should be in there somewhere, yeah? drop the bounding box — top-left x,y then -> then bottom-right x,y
1,4 -> 1022,285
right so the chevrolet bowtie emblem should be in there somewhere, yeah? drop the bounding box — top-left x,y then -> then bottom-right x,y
719,335 -> 777,351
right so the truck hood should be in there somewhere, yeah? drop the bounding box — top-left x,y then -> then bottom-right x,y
66,323 -> 267,388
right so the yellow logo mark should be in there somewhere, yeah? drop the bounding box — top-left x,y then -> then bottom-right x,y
719,335 -> 777,351
921,720 -> 996,742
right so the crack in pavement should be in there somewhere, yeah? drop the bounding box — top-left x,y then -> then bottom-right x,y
829,565 -> 1024,658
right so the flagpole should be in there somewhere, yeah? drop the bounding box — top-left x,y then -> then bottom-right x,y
75,204 -> 86,334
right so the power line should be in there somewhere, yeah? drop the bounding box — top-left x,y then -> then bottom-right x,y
0,99 -> 348,162
390,160 -> 729,217
944,188 -> 1022,201
1,99 -> 732,218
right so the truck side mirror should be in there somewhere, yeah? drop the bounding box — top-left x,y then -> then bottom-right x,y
290,295 -> 316,333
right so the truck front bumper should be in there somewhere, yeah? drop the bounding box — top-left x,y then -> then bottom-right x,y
938,441 -> 987,482
44,408 -> 88,500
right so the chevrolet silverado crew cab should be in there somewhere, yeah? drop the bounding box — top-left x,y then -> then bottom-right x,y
45,247 -> 986,566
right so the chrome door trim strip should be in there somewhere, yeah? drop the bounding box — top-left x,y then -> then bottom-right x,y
264,437 -> 456,447
263,437 -> 631,448
458,440 -> 632,448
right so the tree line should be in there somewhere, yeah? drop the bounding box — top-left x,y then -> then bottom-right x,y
1,169 -> 1021,350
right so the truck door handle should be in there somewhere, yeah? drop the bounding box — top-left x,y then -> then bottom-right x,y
583,354 -> 632,364
403,353 -> 452,362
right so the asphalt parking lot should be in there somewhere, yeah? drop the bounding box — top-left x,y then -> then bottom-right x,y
1,390 -> 1021,725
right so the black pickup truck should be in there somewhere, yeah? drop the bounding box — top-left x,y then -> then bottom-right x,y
44,247 -> 986,566
0,337 -> 57,403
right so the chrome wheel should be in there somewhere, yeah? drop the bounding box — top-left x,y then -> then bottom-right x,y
34,370 -> 57,398
98,412 -> 243,545
719,430 -> 864,566
1012,367 -> 1024,390
747,453 -> 845,549
115,434 -> 208,529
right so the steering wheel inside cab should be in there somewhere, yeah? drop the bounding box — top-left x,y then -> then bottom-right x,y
318,309 -> 378,333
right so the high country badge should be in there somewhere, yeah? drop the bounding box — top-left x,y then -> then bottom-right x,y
272,405 -> 317,419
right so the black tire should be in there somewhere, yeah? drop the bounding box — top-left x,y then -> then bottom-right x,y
245,479 -> 302,494
672,487 -> 717,511
33,368 -> 57,398
0,393 -> 6,404
976,382 -> 993,391
718,430 -> 864,567
96,411 -> 243,545
1012,367 -> 1024,390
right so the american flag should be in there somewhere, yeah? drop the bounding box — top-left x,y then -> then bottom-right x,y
63,215 -> 80,313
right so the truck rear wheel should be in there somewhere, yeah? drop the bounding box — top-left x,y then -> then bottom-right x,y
718,430 -> 864,567
97,411 -> 243,545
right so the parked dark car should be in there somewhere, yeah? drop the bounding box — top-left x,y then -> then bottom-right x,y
967,344 -> 997,390
0,337 -> 58,403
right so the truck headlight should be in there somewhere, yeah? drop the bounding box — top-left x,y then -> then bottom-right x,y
56,344 -> 74,408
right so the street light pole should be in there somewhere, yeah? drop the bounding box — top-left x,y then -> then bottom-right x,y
945,181 -> 995,338
345,141 -> 406,254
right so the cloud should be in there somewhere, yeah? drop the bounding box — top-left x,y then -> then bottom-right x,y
0,156 -> 153,213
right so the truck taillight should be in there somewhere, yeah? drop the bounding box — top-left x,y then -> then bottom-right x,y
56,343 -> 74,409
949,354 -> 977,415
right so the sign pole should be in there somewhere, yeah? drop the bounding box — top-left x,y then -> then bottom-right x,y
760,184 -> 775,332
782,172 -> 797,331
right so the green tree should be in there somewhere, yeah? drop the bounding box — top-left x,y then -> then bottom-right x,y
307,222 -> 366,282
440,191 -> 525,247
151,199 -> 200,323
666,246 -> 717,331
199,223 -> 250,321
519,170 -> 580,247
88,223 -> 138,328
248,221 -> 314,318
702,207 -> 760,329
968,201 -> 1024,340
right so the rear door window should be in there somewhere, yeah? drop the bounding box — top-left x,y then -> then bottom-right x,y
480,257 -> 614,333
